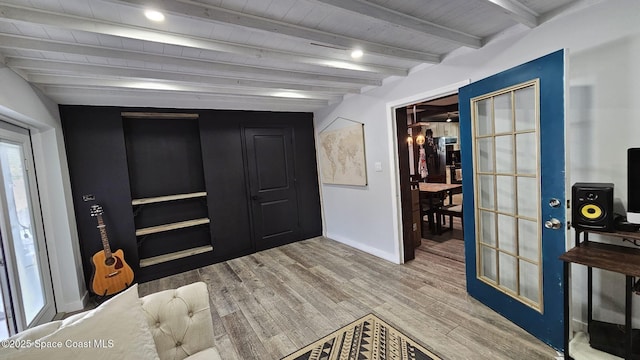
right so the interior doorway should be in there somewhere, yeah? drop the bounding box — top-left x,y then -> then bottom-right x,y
393,88 -> 465,263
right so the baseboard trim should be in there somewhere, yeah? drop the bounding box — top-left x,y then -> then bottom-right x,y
572,318 -> 587,334
325,233 -> 400,264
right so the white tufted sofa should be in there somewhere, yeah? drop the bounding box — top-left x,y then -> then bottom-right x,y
141,282 -> 220,360
2,282 -> 221,360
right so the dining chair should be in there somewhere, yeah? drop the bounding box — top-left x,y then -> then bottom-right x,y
437,203 -> 463,235
419,191 -> 446,236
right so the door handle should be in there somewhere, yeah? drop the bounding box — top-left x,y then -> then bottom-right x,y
544,218 -> 562,230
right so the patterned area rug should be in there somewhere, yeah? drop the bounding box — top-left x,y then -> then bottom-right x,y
282,313 -> 441,360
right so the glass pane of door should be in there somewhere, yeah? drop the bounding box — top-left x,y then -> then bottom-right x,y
0,141 -> 46,325
473,80 -> 542,310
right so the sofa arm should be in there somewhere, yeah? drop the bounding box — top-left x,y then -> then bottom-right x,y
140,282 -> 215,360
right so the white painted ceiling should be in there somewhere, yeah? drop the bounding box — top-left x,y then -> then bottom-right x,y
0,0 -> 598,112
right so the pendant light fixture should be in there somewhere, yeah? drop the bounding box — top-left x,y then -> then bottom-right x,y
414,105 -> 426,146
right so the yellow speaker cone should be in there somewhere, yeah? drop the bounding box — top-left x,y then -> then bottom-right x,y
580,204 -> 603,219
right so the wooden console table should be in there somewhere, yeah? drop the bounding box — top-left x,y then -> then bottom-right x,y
560,229 -> 640,359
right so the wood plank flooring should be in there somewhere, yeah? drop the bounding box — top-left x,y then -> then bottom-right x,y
139,226 -> 559,360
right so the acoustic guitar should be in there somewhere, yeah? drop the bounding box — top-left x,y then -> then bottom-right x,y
89,204 -> 134,296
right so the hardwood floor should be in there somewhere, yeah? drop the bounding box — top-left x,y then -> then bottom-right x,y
139,227 -> 559,360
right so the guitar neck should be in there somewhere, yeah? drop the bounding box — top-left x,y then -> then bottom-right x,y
96,215 -> 113,259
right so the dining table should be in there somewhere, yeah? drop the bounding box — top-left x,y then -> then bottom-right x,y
418,182 -> 463,235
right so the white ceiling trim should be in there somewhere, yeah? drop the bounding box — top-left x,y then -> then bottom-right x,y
313,0 -> 481,49
111,0 -> 441,63
0,3 -> 406,76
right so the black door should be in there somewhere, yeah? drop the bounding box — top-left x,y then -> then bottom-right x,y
244,127 -> 300,250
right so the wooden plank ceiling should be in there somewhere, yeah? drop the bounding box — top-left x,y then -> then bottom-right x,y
0,0 -> 596,112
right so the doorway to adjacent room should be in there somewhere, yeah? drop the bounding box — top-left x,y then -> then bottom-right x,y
394,90 -> 465,264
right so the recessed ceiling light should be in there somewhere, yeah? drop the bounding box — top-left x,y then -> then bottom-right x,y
145,9 -> 165,22
129,81 -> 177,90
273,91 -> 306,98
351,49 -> 363,59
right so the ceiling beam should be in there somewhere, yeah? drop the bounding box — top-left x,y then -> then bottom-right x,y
26,73 -> 340,102
110,0 -> 441,63
313,0 -> 481,49
0,34 -> 383,87
0,3 -> 406,76
414,103 -> 459,115
41,86 -> 330,112
6,57 -> 362,94
480,0 -> 539,28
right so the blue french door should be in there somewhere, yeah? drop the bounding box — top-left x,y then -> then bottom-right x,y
459,50 -> 567,350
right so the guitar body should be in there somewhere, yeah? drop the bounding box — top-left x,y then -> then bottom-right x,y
90,249 -> 134,296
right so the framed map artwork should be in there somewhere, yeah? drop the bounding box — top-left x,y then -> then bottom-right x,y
318,119 -> 367,186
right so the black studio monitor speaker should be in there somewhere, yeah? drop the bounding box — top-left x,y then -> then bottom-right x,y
572,183 -> 615,232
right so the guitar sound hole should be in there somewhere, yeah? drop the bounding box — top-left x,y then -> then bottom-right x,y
105,257 -> 116,266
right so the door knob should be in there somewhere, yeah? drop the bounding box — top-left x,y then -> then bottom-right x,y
544,218 -> 562,230
549,198 -> 561,208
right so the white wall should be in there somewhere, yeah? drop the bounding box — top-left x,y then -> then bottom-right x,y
315,0 -> 640,331
568,27 -> 640,329
0,66 -> 85,312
